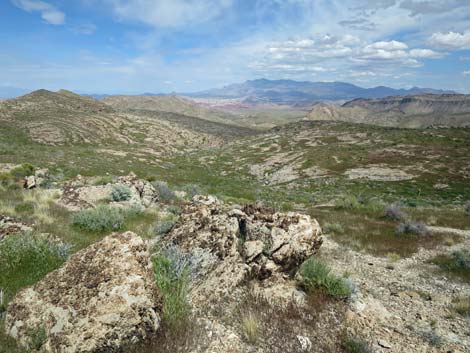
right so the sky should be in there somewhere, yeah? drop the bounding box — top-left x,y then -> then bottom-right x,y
0,0 -> 470,94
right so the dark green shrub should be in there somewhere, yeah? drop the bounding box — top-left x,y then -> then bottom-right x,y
10,164 -> 35,179
72,205 -> 124,232
299,257 -> 351,299
342,335 -> 373,353
109,185 -> 132,202
14,201 -> 35,214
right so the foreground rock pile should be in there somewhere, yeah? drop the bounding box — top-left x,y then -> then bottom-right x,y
5,232 -> 161,353
162,195 -> 323,304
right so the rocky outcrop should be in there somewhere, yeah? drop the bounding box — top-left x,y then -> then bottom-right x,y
5,232 -> 161,353
117,172 -> 159,207
161,195 -> 322,305
23,168 -> 49,189
57,173 -> 159,210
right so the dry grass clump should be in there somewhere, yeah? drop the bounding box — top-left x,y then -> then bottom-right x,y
241,311 -> 260,343
395,221 -> 429,236
452,296 -> 470,316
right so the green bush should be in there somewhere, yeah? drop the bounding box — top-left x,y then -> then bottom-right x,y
72,205 -> 124,232
93,176 -> 114,185
14,201 -> 35,214
0,233 -> 69,303
335,195 -> 360,210
109,185 -> 132,202
299,257 -> 352,299
10,164 -> 35,179
342,335 -> 373,353
324,222 -> 345,234
182,184 -> 201,199
153,252 -> 190,330
442,250 -> 470,271
155,219 -> 176,236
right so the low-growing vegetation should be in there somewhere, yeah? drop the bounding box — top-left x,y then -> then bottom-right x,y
0,232 -> 69,304
109,185 -> 132,202
241,311 -> 260,344
153,181 -> 176,202
152,250 -> 191,331
432,249 -> 470,282
299,257 -> 352,299
324,222 -> 345,234
72,205 -> 125,232
395,221 -> 428,236
452,296 -> 470,317
341,335 -> 373,353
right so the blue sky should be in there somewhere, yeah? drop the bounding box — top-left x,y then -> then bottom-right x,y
1,0 -> 470,93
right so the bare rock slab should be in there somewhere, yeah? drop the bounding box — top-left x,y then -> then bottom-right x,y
5,232 -> 161,353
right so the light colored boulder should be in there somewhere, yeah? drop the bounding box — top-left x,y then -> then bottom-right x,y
162,198 -> 322,305
5,232 -> 161,353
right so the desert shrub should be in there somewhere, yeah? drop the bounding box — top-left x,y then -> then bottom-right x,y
155,219 -> 176,236
93,176 -> 114,185
14,201 -> 35,214
452,296 -> 470,317
7,183 -> 21,191
241,311 -> 259,344
167,205 -> 181,215
444,250 -> 470,271
152,250 -> 190,330
0,233 -> 69,303
465,201 -> 470,213
342,335 -> 373,353
72,205 -> 124,232
421,329 -> 442,347
384,202 -> 407,221
299,257 -> 351,299
0,173 -> 12,186
108,185 -> 132,202
152,181 -> 176,202
10,163 -> 35,179
335,195 -> 360,210
182,184 -> 201,199
395,221 -> 428,236
324,222 -> 344,234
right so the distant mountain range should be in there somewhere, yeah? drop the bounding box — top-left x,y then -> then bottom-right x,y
305,94 -> 470,128
3,80 -> 455,105
186,79 -> 455,107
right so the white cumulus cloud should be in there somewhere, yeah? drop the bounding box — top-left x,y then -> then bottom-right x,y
430,31 -> 470,50
12,0 -> 65,25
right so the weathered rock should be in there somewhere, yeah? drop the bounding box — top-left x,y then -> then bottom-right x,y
34,168 -> 49,186
161,196 -> 322,305
5,232 -> 161,353
118,173 -> 159,207
24,175 -> 36,189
